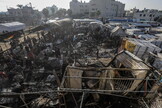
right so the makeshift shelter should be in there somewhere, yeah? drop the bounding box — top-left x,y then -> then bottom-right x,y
110,51 -> 149,92
151,39 -> 162,49
147,52 -> 162,71
73,19 -> 103,25
61,51 -> 161,98
138,34 -> 156,40
0,22 -> 25,34
126,28 -> 144,36
120,38 -> 161,59
55,18 -> 73,26
30,18 -> 72,33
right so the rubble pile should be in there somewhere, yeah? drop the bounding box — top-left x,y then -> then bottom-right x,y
0,18 -> 161,108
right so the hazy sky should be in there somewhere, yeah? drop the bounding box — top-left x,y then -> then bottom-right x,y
0,0 -> 162,12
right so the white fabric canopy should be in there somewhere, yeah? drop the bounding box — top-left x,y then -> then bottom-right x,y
0,22 -> 25,33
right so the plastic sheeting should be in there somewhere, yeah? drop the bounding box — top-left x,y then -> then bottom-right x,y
0,22 -> 25,33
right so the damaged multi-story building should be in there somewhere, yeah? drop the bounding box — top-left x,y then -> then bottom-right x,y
70,0 -> 125,18
0,4 -> 42,26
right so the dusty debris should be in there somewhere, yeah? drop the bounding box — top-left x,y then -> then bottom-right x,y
0,18 -> 161,108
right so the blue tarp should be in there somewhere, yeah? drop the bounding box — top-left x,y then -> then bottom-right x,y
109,19 -> 134,22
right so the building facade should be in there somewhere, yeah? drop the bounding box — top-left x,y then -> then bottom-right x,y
133,9 -> 162,21
70,0 -> 125,18
70,0 -> 89,16
5,5 -> 42,26
125,8 -> 162,21
7,6 -> 34,25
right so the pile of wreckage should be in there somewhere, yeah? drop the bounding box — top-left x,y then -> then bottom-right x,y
0,18 -> 161,108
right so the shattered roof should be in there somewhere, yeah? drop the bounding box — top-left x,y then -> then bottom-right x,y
116,51 -> 150,70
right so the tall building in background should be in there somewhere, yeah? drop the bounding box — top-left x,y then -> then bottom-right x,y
125,8 -> 162,21
70,0 -> 125,18
133,8 -> 162,21
0,3 -> 42,25
70,0 -> 89,16
89,0 -> 125,18
7,5 -> 34,25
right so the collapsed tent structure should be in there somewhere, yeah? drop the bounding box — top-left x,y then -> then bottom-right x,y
119,38 -> 162,59
61,51 -> 161,98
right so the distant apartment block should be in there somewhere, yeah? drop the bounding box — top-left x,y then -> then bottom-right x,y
126,8 -> 162,21
134,9 -> 162,21
70,0 -> 89,16
0,4 -> 42,26
70,0 -> 125,18
7,6 -> 35,25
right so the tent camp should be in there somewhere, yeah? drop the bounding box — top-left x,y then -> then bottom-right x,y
0,22 -> 26,34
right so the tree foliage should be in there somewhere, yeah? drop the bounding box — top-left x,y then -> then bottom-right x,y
51,7 -> 55,16
42,8 -> 49,18
96,10 -> 101,17
67,9 -> 72,17
56,8 -> 67,18
90,10 -> 101,18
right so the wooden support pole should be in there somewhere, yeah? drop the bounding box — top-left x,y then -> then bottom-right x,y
67,66 -> 150,71
20,94 -> 29,108
80,92 -> 85,108
0,105 -> 12,108
71,92 -> 79,108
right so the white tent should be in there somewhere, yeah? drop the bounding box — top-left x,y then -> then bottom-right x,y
0,22 -> 26,34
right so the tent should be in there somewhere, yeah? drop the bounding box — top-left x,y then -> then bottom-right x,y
0,22 -> 25,34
